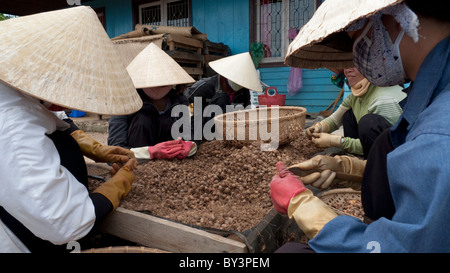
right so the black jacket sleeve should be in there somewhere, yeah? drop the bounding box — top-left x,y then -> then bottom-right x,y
107,115 -> 131,149
89,193 -> 113,226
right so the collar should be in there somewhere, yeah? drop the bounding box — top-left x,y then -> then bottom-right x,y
215,74 -> 222,93
390,36 -> 450,146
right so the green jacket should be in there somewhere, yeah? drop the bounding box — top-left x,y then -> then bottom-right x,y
323,84 -> 406,155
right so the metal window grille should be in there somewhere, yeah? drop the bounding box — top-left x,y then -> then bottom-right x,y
255,0 -> 316,61
140,0 -> 189,27
167,0 -> 189,26
288,0 -> 315,43
141,4 -> 162,25
260,0 -> 283,58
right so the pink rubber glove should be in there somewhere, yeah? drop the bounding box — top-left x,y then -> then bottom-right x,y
177,140 -> 194,159
148,140 -> 183,159
270,161 -> 307,214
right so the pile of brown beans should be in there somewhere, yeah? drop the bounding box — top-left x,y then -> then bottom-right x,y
118,135 -> 321,231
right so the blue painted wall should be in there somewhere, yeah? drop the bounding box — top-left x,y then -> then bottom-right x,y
259,67 -> 342,113
83,0 -> 343,114
191,0 -> 342,113
84,0 -> 133,38
192,0 -> 249,55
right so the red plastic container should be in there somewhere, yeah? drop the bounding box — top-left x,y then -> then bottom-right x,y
258,87 -> 286,107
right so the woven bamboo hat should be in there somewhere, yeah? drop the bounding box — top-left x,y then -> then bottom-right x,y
209,52 -> 263,92
126,42 -> 195,89
285,0 -> 403,69
0,6 -> 142,115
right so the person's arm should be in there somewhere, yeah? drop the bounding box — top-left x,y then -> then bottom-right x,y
368,95 -> 404,126
131,139 -> 196,160
89,193 -> 113,226
321,96 -> 352,132
341,137 -> 364,155
71,129 -> 134,164
309,135 -> 450,252
307,95 -> 352,136
0,108 -> 96,245
270,162 -> 338,239
108,115 -> 131,149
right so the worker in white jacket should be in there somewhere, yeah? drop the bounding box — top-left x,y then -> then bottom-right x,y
0,6 -> 142,252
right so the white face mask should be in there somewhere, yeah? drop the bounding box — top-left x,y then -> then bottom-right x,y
352,19 -> 407,87
227,79 -> 243,91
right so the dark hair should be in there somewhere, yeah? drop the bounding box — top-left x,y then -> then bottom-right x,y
405,0 -> 450,22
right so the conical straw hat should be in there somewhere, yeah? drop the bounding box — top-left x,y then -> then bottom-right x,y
0,6 -> 142,115
126,43 -> 195,89
209,52 -> 263,92
285,0 -> 402,70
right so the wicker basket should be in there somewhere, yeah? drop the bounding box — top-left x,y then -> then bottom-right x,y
318,188 -> 363,220
213,106 -> 307,148
81,246 -> 169,253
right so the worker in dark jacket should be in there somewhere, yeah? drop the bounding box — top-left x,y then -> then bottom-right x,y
184,74 -> 252,111
108,87 -> 189,148
183,52 -> 263,137
108,43 -> 197,160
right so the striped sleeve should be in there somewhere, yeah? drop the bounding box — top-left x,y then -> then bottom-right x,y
368,96 -> 403,126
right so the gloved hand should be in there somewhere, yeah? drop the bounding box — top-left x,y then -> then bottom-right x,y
288,186 -> 338,239
70,130 -> 134,164
305,121 -> 329,137
311,132 -> 342,149
93,158 -> 138,210
131,139 -> 197,160
177,140 -> 195,159
148,140 -> 183,159
270,162 -> 337,239
294,155 -> 365,189
270,162 -> 307,214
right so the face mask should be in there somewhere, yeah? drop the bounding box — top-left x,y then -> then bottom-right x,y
353,19 -> 407,86
227,79 -> 243,91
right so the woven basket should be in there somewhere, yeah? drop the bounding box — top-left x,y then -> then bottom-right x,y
318,188 -> 363,220
213,106 -> 307,148
81,246 -> 169,253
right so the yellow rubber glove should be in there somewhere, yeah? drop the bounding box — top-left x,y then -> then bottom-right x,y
93,158 -> 138,210
295,155 -> 365,189
311,132 -> 342,149
305,121 -> 330,136
288,189 -> 338,239
269,162 -> 337,239
70,129 -> 134,164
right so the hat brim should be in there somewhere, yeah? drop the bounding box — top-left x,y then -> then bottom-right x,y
285,0 -> 403,69
127,43 -> 195,89
0,6 -> 142,116
209,53 -> 263,92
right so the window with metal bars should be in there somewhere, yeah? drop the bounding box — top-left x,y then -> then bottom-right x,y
253,0 -> 318,63
139,0 -> 189,27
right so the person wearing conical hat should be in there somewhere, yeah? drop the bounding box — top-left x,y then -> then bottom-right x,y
270,0 -> 450,252
0,6 -> 142,253
183,52 -> 263,138
306,66 -> 405,159
108,43 -> 197,160
185,53 -> 263,109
